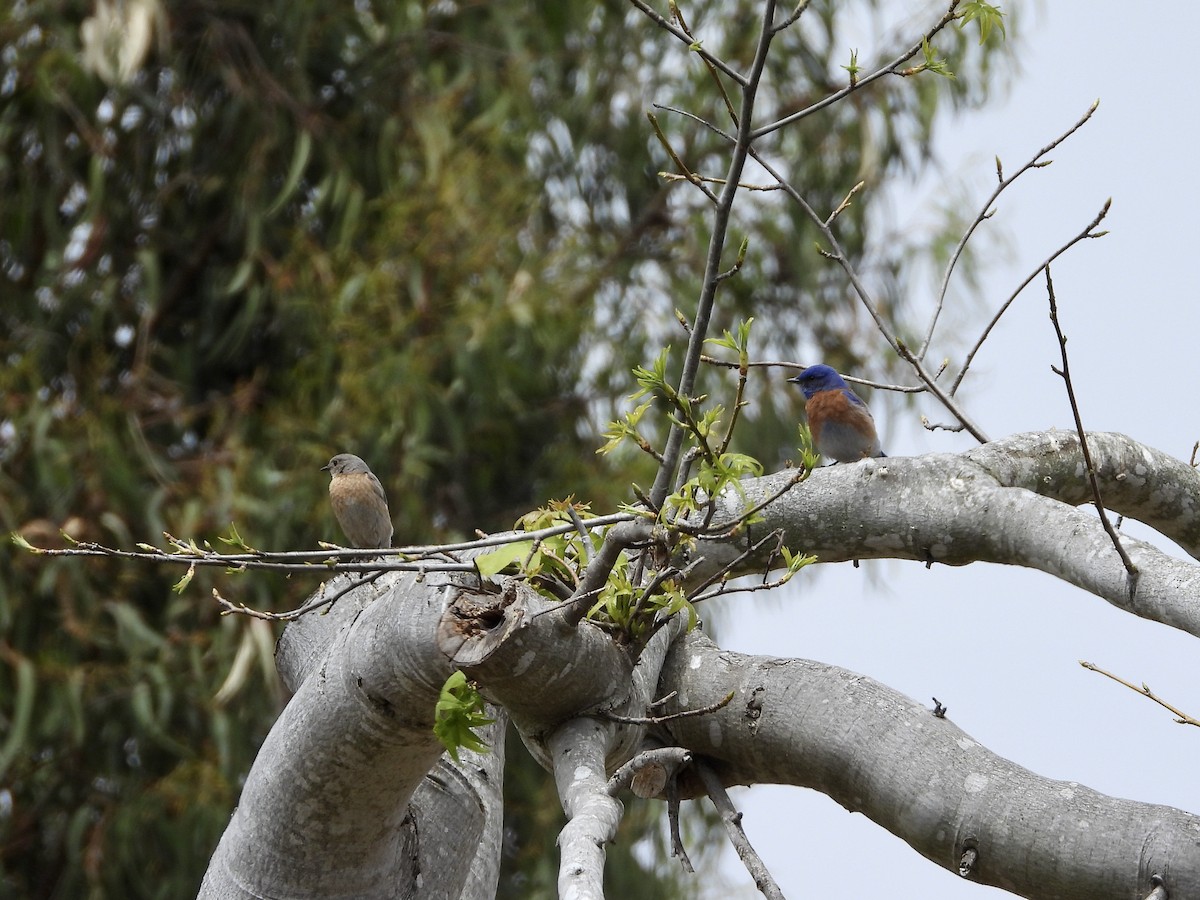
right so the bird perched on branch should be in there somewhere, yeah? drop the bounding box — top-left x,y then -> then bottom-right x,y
787,364 -> 885,463
322,453 -> 393,549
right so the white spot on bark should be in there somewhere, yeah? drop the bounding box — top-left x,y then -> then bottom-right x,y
964,773 -> 988,793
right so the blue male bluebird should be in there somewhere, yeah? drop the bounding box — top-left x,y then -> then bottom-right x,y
322,453 -> 393,549
787,364 -> 885,462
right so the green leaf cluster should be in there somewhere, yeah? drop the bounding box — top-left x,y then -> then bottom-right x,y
584,553 -> 697,644
434,671 -> 495,762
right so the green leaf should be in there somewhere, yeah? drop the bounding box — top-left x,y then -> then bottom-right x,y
173,562 -> 196,594
958,2 -> 1006,45
0,651 -> 35,780
218,523 -> 251,551
842,48 -> 861,83
475,541 -> 534,577
265,130 -> 312,218
10,532 -> 37,552
919,38 -> 955,78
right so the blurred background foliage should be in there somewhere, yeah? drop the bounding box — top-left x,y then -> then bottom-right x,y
0,0 -> 1012,896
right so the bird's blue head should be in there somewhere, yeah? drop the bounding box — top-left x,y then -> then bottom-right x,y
787,364 -> 849,399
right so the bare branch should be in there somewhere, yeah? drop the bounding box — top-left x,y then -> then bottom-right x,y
626,0 -> 748,86
694,760 -> 786,900
213,571 -> 386,621
699,354 -> 928,392
1080,661 -> 1200,727
595,691 -> 734,726
647,111 -> 719,205
1045,266 -> 1138,581
659,171 -> 780,191
952,199 -> 1110,395
666,0 -> 741,127
605,747 -> 692,797
826,179 -> 865,226
919,101 -> 1099,360
751,1 -> 962,140
24,539 -> 475,575
14,512 -> 641,579
771,0 -> 812,34
665,770 -> 694,873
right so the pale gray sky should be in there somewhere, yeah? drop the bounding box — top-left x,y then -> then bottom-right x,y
714,2 -> 1200,896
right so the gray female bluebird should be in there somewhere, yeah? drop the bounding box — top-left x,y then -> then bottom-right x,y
321,453 -> 393,549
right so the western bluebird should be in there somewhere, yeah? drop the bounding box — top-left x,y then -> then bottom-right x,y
321,453 -> 393,549
787,364 -> 885,462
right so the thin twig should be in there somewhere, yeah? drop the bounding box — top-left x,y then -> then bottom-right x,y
647,112 -> 719,205
1080,661 -> 1199,727
626,0 -> 748,86
16,513 -> 641,573
1045,267 -> 1137,582
659,171 -> 780,191
695,760 -> 786,900
771,0 -> 812,34
665,770 -> 694,873
690,564 -> 808,606
919,102 -> 1099,360
667,0 -> 740,127
685,529 -> 787,598
826,180 -> 865,227
670,469 -> 803,544
213,570 -> 387,621
751,0 -> 962,140
566,505 -> 595,565
28,542 -> 474,575
717,365 -> 749,457
652,102 -> 735,139
920,417 -> 966,433
952,199 -> 1110,395
596,691 -> 735,726
699,355 -> 928,392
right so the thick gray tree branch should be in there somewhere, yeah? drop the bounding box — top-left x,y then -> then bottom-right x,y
657,630 -> 1199,900
964,432 -> 1200,555
549,719 -> 625,900
200,572 -> 466,899
688,431 -> 1200,639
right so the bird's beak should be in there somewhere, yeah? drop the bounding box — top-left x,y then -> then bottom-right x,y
320,463 -> 330,472
786,374 -> 801,384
